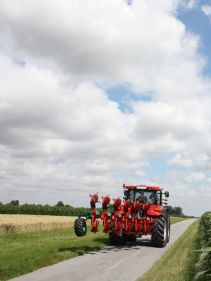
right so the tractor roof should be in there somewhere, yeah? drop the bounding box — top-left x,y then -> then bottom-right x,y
123,184 -> 161,191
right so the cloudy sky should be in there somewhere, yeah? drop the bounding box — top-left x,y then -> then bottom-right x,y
0,0 -> 211,216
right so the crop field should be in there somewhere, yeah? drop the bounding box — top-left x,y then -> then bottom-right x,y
0,214 -> 76,235
194,211 -> 211,281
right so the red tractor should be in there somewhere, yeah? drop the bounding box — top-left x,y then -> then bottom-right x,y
74,184 -> 170,247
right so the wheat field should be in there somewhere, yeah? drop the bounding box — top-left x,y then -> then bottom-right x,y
0,214 -> 76,235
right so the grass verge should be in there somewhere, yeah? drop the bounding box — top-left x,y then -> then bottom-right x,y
139,220 -> 199,281
170,216 -> 188,224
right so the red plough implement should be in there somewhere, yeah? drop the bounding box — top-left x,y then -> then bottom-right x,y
74,184 -> 170,247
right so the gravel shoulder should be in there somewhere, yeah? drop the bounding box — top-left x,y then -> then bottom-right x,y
10,219 -> 196,281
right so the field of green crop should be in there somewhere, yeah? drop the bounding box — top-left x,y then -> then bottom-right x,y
194,211 -> 211,281
0,204 -> 90,217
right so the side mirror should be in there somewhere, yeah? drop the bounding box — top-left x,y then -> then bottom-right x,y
165,191 -> 169,198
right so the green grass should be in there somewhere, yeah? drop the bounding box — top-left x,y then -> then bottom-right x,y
0,227 -> 108,281
139,220 -> 200,281
0,216 -> 186,281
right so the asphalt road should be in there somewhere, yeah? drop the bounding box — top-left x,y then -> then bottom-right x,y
10,219 -> 196,281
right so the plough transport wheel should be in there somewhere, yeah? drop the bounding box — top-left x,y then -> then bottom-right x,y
74,218 -> 87,237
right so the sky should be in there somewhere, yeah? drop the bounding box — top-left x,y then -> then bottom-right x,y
0,0 -> 211,216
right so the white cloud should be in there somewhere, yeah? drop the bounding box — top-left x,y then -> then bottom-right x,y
187,0 -> 197,9
184,172 -> 206,183
0,0 -> 211,215
202,4 -> 211,17
0,51 -> 147,205
168,153 -> 193,168
0,0 -> 204,94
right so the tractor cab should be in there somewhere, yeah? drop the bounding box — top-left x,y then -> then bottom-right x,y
123,184 -> 169,206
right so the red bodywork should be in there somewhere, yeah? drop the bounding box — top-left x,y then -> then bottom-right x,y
89,184 -> 165,236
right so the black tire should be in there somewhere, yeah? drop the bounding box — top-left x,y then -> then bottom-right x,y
109,232 -> 126,246
125,234 -> 136,242
151,216 -> 167,247
74,218 -> 87,237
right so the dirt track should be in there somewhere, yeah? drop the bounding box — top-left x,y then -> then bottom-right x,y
10,219 -> 196,281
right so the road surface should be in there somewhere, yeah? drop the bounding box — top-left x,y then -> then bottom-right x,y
10,219 -> 196,281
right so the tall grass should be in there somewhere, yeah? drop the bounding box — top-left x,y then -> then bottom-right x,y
0,214 -> 76,235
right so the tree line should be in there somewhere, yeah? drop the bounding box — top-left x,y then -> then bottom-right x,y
0,200 -> 90,217
166,205 -> 183,216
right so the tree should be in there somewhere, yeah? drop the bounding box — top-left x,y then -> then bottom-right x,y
175,206 -> 183,216
10,200 -> 19,206
167,205 -> 183,216
56,201 -> 64,207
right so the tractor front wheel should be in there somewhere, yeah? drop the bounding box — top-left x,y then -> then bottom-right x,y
151,216 -> 169,247
74,218 -> 87,237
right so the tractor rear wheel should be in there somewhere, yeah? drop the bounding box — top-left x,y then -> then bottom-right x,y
109,232 -> 126,246
74,218 -> 87,237
151,216 -> 168,247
